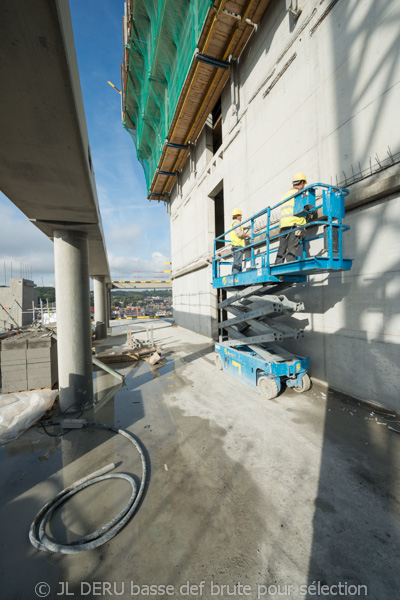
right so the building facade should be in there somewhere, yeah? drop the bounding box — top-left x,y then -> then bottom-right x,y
123,0 -> 400,409
169,0 -> 400,409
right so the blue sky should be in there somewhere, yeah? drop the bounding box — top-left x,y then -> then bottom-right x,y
0,0 -> 171,287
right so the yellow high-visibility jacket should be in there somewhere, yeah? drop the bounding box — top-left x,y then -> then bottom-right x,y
230,220 -> 245,247
280,188 -> 307,228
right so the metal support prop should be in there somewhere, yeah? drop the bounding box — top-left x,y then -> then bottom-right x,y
195,52 -> 230,70
166,141 -> 188,150
92,356 -> 125,383
157,170 -> 176,176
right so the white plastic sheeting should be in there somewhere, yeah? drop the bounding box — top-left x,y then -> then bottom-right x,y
0,390 -> 58,445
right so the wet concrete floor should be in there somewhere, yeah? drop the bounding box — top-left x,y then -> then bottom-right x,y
0,319 -> 400,599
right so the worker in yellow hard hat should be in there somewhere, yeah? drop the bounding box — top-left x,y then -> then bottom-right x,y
275,172 -> 308,264
230,208 -> 250,274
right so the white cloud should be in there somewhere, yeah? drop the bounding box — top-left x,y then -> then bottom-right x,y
106,223 -> 143,245
108,251 -> 169,280
0,195 -> 55,282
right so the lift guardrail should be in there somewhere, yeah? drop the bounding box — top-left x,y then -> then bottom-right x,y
212,184 -> 352,289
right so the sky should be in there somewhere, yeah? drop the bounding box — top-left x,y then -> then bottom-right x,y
0,0 -> 171,288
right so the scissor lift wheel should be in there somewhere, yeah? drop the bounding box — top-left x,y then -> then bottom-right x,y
291,373 -> 311,393
257,376 -> 279,400
215,354 -> 223,370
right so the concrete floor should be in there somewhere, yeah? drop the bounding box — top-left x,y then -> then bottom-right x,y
0,319 -> 399,600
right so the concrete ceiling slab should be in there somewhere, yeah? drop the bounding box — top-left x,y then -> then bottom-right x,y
0,0 -> 110,279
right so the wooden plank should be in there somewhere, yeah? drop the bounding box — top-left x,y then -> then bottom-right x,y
96,346 -> 157,364
225,1 -> 245,12
96,353 -> 139,364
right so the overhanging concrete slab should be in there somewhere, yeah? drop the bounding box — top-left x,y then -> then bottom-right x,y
0,0 -> 110,280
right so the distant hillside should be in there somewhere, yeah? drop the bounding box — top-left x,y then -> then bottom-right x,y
35,287 -> 172,307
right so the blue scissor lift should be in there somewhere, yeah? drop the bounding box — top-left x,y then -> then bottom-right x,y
212,184 -> 352,400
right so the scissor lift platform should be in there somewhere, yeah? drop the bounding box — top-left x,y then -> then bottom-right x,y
214,255 -> 352,289
213,184 -> 352,399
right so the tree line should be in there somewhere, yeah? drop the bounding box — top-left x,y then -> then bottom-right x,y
36,287 -> 172,307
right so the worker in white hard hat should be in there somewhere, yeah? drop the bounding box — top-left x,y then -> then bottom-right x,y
275,172 -> 308,264
230,208 -> 250,274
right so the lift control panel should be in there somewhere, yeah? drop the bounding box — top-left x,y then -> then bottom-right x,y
293,186 -> 316,216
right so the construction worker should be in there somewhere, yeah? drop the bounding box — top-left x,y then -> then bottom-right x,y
230,208 -> 250,274
275,172 -> 307,264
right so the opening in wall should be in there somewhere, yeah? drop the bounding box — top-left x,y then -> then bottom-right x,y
212,96 -> 222,154
214,186 -> 225,250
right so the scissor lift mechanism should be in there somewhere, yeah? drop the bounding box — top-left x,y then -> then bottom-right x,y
212,184 -> 352,400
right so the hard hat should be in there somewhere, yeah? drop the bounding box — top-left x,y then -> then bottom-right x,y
292,172 -> 307,184
232,208 -> 242,216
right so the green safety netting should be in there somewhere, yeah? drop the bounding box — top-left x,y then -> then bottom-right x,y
123,0 -> 213,192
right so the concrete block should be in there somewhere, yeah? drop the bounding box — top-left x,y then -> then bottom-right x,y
2,376 -> 28,393
27,375 -> 52,387
1,347 -> 26,357
26,355 -> 51,366
1,346 -> 26,357
1,351 -> 27,364
27,338 -> 53,349
1,338 -> 27,350
27,360 -> 52,370
27,366 -> 57,388
27,365 -> 51,375
26,365 -> 52,374
1,333 -> 57,392
5,371 -> 27,380
27,378 -> 53,390
2,368 -> 27,380
27,348 -> 52,360
2,379 -> 28,391
27,361 -> 51,372
2,361 -> 27,372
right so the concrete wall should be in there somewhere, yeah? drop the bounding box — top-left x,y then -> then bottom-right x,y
0,279 -> 37,329
173,266 -> 218,339
281,192 -> 400,406
169,0 -> 400,408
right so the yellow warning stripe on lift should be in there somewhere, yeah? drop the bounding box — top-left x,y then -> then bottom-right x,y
232,360 -> 241,374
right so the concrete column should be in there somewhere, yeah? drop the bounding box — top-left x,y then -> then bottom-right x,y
54,230 -> 93,410
106,284 -> 112,331
93,276 -> 107,340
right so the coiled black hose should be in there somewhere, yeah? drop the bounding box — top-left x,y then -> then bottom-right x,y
29,422 -> 147,554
